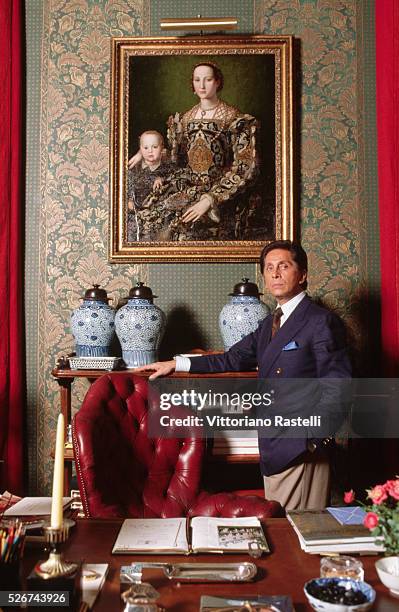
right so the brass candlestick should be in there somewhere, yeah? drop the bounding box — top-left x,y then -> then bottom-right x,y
34,519 -> 77,579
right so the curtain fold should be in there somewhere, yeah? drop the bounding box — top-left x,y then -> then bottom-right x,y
376,0 -> 399,375
0,0 -> 25,494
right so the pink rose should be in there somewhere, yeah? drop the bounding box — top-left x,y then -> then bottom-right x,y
367,484 -> 388,505
344,490 -> 355,504
364,512 -> 379,530
385,479 -> 399,501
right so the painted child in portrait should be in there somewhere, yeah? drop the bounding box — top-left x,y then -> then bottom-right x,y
127,130 -> 175,241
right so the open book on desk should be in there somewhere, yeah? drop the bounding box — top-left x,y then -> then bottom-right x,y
112,516 -> 268,555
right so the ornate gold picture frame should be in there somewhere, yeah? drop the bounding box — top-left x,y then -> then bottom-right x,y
109,35 -> 294,262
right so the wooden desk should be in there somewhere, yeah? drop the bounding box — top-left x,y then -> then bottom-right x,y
23,518 -> 398,611
51,363 -> 258,494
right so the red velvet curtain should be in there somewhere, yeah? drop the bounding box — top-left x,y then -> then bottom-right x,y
0,0 -> 25,494
376,0 -> 399,375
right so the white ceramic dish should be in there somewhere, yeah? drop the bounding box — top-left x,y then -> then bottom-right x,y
375,556 -> 399,596
68,356 -> 122,371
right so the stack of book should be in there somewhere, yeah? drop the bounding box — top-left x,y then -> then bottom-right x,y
287,509 -> 384,554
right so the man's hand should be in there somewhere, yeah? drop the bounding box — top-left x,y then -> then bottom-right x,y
133,359 -> 176,380
182,195 -> 212,223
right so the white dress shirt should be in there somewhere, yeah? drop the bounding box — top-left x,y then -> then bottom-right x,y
277,290 -> 306,327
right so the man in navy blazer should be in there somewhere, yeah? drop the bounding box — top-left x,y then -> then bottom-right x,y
135,241 -> 351,509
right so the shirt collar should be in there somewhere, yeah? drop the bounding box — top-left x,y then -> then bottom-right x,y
278,291 -> 307,321
141,161 -> 161,171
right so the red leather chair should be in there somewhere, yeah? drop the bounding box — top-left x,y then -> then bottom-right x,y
72,373 -> 283,521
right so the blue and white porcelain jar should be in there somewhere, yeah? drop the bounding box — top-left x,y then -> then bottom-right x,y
115,282 -> 166,368
70,285 -> 115,357
219,278 -> 270,350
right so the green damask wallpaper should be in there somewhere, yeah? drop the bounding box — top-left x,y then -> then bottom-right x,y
25,0 -> 377,493
259,1 -> 361,299
35,0 -> 150,493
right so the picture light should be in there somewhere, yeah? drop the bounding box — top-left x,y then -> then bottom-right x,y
160,17 -> 238,31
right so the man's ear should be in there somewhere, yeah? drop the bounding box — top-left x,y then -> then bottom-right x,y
299,271 -> 307,285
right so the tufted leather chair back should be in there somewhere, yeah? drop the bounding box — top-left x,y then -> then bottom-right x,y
72,373 -> 205,518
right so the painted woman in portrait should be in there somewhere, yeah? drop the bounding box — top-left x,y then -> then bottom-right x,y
129,62 -> 259,242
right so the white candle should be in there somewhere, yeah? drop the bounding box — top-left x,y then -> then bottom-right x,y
50,413 -> 65,529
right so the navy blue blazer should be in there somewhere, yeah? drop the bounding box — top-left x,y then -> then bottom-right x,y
188,295 -> 352,476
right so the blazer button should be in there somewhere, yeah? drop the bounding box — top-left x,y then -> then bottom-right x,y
275,368 -> 283,375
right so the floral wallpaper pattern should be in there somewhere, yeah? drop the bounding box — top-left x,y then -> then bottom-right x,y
37,0 -> 364,491
255,0 -> 365,348
38,0 -> 149,491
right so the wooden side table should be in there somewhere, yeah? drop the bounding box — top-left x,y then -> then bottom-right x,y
52,357 -> 259,494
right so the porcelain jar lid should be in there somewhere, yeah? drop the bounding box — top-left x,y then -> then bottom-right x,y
81,284 -> 110,303
127,282 -> 157,303
229,278 -> 263,297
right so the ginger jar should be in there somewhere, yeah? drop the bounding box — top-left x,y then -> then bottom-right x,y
70,285 -> 115,357
115,282 -> 166,368
219,278 -> 270,350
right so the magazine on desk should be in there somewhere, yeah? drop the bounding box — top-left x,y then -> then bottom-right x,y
112,516 -> 269,555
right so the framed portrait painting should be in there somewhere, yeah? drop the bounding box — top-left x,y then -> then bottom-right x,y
109,35 -> 294,262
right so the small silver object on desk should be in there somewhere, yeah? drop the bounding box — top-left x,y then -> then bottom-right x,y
121,582 -> 164,612
127,562 -> 257,583
248,541 -> 263,559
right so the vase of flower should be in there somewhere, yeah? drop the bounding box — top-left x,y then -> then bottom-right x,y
115,282 -> 166,368
70,285 -> 115,357
219,278 -> 270,350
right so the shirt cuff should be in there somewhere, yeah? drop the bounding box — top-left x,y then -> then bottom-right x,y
175,355 -> 191,372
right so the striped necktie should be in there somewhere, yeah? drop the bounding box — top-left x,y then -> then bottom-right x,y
271,307 -> 283,339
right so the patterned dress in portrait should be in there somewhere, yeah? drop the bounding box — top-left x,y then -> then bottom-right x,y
127,161 -> 175,242
143,101 -> 259,241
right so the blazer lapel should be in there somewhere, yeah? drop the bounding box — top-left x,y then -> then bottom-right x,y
261,296 -> 312,376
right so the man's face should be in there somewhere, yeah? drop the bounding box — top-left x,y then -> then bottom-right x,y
262,248 -> 307,304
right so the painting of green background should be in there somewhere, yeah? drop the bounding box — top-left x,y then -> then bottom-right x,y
128,53 -> 276,194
